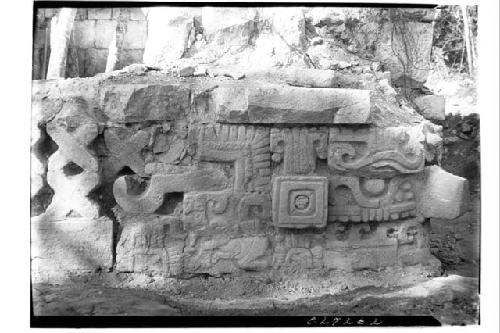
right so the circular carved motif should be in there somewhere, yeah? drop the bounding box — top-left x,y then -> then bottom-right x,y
294,194 -> 310,210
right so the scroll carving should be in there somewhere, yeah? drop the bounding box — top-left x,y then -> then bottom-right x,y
328,127 -> 425,177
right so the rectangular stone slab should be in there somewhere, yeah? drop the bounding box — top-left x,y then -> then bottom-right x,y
31,217 -> 113,282
214,85 -> 372,124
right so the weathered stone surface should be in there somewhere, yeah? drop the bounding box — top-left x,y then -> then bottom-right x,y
272,176 -> 328,228
270,127 -> 327,174
183,190 -> 271,232
31,125 -> 45,198
103,127 -> 151,180
214,85 -> 372,124
328,175 -> 419,223
414,95 -> 446,121
282,68 -> 337,88
420,166 -> 470,219
324,218 -> 433,271
100,84 -> 190,122
328,125 -> 426,178
115,217 -> 184,275
31,217 -> 113,282
375,18 -> 434,85
197,124 -> 271,192
184,235 -> 270,274
41,99 -> 100,221
113,167 -> 228,214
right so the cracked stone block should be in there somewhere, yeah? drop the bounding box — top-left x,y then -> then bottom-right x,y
31,217 -> 113,283
100,84 -> 190,122
414,95 -> 446,121
214,85 -> 372,124
420,165 -> 470,219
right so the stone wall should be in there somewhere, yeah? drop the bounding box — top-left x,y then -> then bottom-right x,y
33,6 -> 435,87
33,7 -> 147,79
30,65 -> 470,282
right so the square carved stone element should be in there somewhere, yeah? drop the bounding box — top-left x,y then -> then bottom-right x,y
272,176 -> 328,228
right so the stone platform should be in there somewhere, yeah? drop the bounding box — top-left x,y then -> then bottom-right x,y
31,68 -> 469,282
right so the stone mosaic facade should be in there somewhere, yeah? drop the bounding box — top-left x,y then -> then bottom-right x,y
30,67 -> 469,282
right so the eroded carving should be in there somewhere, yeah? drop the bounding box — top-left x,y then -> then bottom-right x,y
328,175 -> 418,222
270,127 -> 327,175
328,127 -> 425,177
272,176 -> 328,228
198,124 -> 271,192
103,127 -> 151,180
42,117 -> 100,220
113,166 -> 228,214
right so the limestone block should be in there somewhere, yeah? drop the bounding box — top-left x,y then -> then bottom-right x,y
42,100 -> 100,221
31,217 -> 113,281
115,217 -> 184,275
324,218 -> 432,271
215,237 -> 270,270
72,20 -> 95,49
100,84 -> 190,122
420,165 -> 470,219
197,124 -> 271,192
328,125 -> 426,178
183,190 -> 271,232
328,175 -> 419,223
282,68 -> 337,88
185,235 -> 270,274
88,8 -> 112,20
113,168 -> 228,214
270,127 -> 327,174
94,20 -> 116,48
123,21 -> 147,49
103,127 -> 151,180
272,176 -> 328,228
86,48 -> 109,76
414,95 -> 446,121
213,85 -> 372,124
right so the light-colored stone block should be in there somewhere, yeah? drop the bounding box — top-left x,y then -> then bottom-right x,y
272,176 -> 328,228
414,95 -> 446,121
31,217 -> 114,281
214,85 -> 372,124
420,165 -> 470,219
